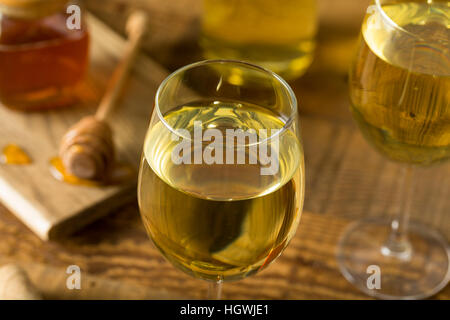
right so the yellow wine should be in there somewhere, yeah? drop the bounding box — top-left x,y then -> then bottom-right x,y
350,1 -> 449,165
138,101 -> 304,281
201,0 -> 317,80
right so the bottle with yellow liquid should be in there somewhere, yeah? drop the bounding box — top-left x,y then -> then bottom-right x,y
201,0 -> 318,80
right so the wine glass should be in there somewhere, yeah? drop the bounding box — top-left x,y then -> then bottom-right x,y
337,0 -> 450,299
138,60 -> 304,299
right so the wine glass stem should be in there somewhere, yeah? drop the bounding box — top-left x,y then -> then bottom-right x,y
207,280 -> 223,300
381,165 -> 414,260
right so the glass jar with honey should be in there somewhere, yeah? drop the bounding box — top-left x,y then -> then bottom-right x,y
0,0 -> 89,111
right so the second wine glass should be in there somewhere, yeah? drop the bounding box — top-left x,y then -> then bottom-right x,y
338,0 -> 450,299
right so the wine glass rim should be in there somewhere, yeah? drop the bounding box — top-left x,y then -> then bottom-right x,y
373,0 -> 437,40
154,59 -> 298,146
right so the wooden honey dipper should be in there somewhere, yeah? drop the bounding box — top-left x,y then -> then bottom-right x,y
60,11 -> 149,181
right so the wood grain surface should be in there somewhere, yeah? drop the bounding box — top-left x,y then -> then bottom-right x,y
0,0 -> 448,299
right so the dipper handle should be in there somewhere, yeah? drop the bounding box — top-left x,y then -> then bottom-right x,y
95,10 -> 149,121
59,11 -> 148,180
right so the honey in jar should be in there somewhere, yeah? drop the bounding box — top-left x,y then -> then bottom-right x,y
0,0 -> 89,111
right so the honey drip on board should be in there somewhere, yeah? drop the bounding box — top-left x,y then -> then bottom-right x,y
49,157 -> 135,187
1,144 -> 32,165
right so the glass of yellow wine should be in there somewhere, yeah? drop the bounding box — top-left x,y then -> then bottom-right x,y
138,60 -> 304,298
200,0 -> 318,80
338,0 -> 449,299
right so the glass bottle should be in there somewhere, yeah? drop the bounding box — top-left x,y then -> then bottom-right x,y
201,0 -> 318,81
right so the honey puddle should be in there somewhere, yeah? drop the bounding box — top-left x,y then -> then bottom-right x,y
1,144 -> 32,165
49,157 -> 135,187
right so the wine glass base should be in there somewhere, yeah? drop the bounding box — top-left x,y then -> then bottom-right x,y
337,217 -> 450,300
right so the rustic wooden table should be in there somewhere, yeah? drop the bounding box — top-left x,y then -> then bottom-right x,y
0,0 -> 448,299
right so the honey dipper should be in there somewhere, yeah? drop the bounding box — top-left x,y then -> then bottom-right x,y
59,11 -> 148,181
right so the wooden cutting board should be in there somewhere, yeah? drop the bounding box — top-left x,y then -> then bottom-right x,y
0,14 -> 169,241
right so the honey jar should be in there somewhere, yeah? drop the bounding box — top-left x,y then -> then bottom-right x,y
0,0 -> 89,111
